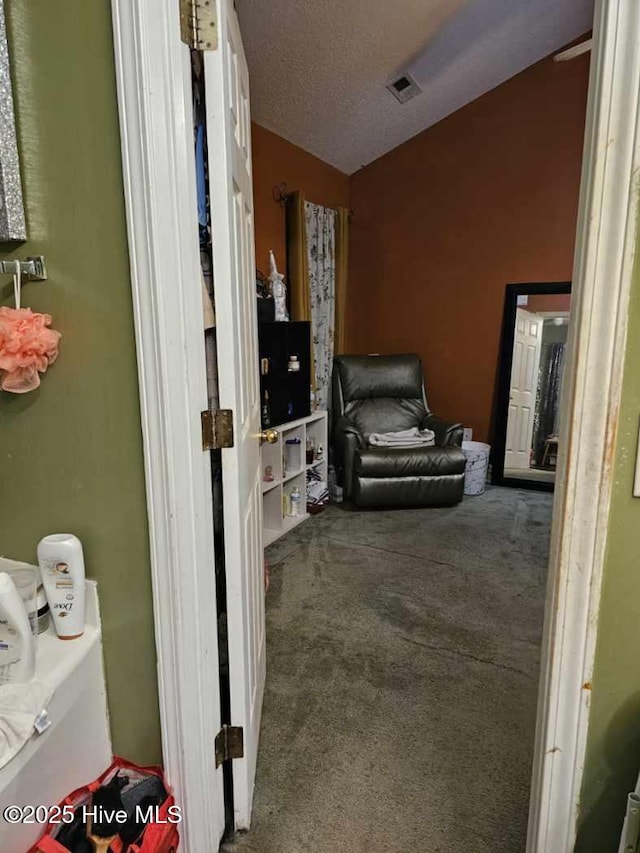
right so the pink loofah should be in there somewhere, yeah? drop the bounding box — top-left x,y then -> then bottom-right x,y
0,306 -> 61,393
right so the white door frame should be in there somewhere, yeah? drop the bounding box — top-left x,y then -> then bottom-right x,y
528,1 -> 640,849
110,0 -> 640,850
110,0 -> 226,850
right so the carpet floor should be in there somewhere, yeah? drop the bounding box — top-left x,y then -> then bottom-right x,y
222,486 -> 552,853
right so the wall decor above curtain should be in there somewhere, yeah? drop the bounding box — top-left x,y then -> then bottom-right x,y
0,2 -> 26,241
285,191 -> 348,411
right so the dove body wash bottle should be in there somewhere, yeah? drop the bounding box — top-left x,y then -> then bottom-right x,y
37,534 -> 86,640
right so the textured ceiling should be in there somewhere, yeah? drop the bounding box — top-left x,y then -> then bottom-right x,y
236,0 -> 594,175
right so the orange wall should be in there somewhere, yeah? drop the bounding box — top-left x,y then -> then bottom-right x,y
251,123 -> 349,275
347,53 -> 589,441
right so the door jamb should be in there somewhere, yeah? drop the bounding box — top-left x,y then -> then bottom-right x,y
528,1 -> 640,849
110,0 -> 226,849
109,0 -> 640,849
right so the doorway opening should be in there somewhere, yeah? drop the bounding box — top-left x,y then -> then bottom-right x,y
111,0 -> 640,850
226,8 -> 587,853
223,4 -> 588,852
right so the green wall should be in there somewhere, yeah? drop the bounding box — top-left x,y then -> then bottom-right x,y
576,237 -> 640,850
0,0 -> 161,763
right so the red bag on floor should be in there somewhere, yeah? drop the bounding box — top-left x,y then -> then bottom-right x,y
29,756 -> 179,853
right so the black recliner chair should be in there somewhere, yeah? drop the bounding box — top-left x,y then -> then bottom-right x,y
332,354 -> 466,508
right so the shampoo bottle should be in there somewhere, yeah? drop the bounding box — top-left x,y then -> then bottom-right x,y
0,572 -> 36,683
37,534 -> 86,640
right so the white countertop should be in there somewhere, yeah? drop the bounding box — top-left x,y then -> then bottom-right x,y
0,580 -> 110,794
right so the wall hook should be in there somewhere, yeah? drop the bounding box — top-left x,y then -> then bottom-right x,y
0,255 -> 47,281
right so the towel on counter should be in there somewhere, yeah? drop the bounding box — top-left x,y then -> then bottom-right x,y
368,427 -> 436,448
0,681 -> 54,770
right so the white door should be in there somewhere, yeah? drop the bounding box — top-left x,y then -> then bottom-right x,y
204,0 -> 266,831
505,308 -> 543,470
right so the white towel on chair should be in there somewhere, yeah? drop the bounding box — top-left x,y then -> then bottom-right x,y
367,427 -> 435,448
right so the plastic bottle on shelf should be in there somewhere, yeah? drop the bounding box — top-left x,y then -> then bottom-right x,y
306,436 -> 315,465
284,437 -> 301,474
290,487 -> 302,517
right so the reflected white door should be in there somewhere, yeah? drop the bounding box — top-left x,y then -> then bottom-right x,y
204,0 -> 265,831
505,309 -> 543,470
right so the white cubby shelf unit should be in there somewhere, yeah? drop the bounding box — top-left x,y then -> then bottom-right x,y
261,411 -> 328,546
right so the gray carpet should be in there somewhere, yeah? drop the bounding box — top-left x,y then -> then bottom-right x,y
222,486 -> 552,853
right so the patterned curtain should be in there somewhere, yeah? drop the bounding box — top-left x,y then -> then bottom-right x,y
304,201 -> 336,410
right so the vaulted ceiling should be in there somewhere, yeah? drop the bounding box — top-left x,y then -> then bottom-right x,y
236,0 -> 594,175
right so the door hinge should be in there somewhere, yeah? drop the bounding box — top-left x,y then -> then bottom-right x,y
215,725 -> 244,768
180,0 -> 218,51
201,409 -> 234,450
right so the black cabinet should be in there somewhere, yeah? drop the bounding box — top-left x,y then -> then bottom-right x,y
259,321 -> 311,428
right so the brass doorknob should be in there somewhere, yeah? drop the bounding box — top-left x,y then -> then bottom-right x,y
260,428 -> 279,444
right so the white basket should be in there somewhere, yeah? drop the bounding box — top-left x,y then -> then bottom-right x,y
462,441 -> 491,496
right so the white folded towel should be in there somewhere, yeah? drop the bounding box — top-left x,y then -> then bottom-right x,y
0,681 -> 54,770
367,427 -> 435,448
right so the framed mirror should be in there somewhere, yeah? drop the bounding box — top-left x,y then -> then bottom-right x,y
491,282 -> 572,491
0,1 -> 26,242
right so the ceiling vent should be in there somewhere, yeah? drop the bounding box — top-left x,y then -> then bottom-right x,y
387,73 -> 422,105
